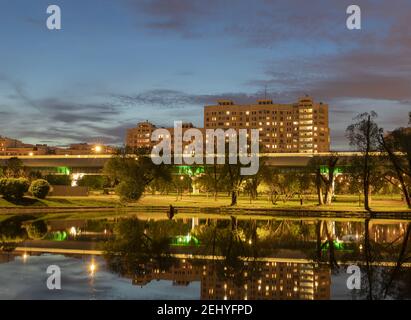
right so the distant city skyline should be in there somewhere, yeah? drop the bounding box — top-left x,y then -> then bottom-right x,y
1,0 -> 410,150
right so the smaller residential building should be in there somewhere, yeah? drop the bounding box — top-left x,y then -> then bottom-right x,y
126,121 -> 203,152
54,143 -> 114,155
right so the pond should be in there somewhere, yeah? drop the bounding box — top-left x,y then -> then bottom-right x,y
0,212 -> 410,300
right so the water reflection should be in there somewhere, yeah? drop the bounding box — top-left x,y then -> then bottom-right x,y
0,213 -> 410,300
122,258 -> 331,300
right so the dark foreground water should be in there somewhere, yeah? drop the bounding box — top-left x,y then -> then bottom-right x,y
0,253 -> 361,300
1,213 -> 410,300
0,254 -> 199,300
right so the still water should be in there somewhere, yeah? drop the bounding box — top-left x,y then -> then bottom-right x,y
0,213 -> 410,300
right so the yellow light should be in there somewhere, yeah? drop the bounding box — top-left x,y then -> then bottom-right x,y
94,145 -> 102,153
28,152 -> 34,156
89,263 -> 96,274
22,253 -> 28,261
69,226 -> 77,236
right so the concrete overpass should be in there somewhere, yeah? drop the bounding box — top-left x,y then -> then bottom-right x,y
0,154 -> 110,174
0,152 -> 365,175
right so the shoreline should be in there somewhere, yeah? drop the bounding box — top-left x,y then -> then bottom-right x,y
1,204 -> 410,220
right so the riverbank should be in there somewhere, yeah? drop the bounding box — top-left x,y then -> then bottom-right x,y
1,194 -> 410,219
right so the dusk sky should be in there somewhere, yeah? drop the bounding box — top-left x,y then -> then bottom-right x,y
0,0 -> 410,149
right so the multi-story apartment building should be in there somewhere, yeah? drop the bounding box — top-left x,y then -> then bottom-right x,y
126,121 -> 157,149
126,121 -> 203,151
204,96 -> 330,153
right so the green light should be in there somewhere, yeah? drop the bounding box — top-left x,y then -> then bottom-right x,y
322,240 -> 345,251
177,166 -> 204,176
320,166 -> 344,175
170,234 -> 200,246
56,166 -> 70,175
47,231 -> 68,241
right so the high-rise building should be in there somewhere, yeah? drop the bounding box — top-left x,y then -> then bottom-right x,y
204,96 -> 330,153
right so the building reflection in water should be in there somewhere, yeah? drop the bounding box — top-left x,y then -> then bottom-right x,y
128,258 -> 331,300
2,214 -> 411,300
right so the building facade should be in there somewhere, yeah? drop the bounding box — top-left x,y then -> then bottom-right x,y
0,136 -> 113,156
204,96 -> 330,153
0,136 -> 50,156
126,121 -> 203,152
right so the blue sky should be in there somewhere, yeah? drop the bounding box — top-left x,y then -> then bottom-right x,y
0,0 -> 410,149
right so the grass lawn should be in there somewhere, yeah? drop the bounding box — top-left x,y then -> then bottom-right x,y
0,195 -> 121,208
135,194 -> 411,212
0,193 -> 410,213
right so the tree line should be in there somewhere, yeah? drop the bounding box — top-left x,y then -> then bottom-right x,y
103,111 -> 410,210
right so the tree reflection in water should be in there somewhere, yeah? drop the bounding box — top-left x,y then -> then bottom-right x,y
104,217 -> 189,278
358,220 -> 411,300
40,215 -> 410,300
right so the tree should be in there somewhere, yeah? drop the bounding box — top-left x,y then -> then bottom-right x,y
2,157 -> 26,178
103,148 -> 171,202
29,179 -> 51,199
222,161 -> 245,206
379,127 -> 411,208
309,155 -> 340,205
173,175 -> 191,200
197,163 -> 225,200
243,161 -> 267,203
0,178 -> 30,200
262,169 -> 311,205
346,112 -> 383,211
104,217 -> 173,276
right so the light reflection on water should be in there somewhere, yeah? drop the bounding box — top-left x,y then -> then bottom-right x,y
0,253 -> 382,300
0,254 -> 200,300
0,214 -> 410,300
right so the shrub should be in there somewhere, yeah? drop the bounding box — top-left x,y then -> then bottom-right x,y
29,179 -> 51,199
0,178 -> 7,195
116,180 -> 145,202
0,215 -> 36,242
77,175 -> 108,190
24,220 -> 48,240
45,174 -> 71,186
0,178 -> 30,200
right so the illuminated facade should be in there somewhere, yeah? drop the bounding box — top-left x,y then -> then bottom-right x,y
204,96 -> 330,153
126,121 -> 203,151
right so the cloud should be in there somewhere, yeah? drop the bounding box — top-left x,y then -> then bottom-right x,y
113,89 -> 267,109
125,0 -> 411,49
2,0 -> 411,150
125,0 -> 221,37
